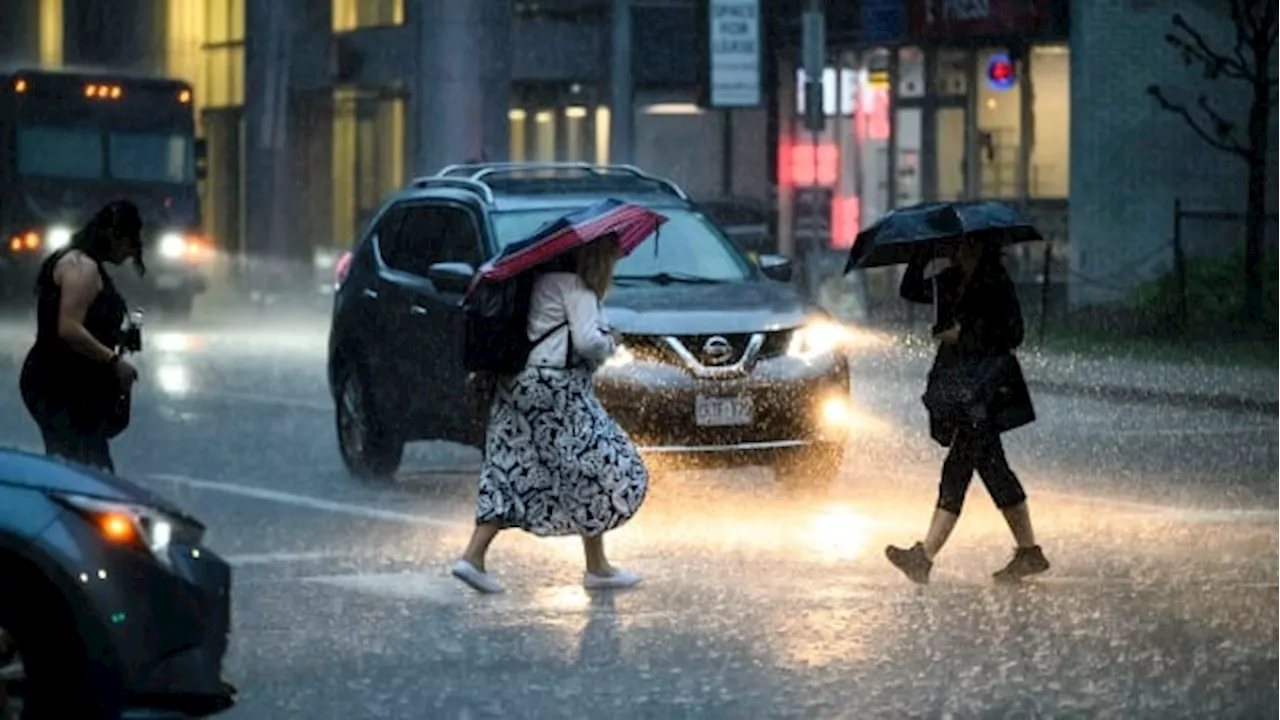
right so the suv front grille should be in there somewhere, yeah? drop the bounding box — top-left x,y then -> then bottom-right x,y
624,329 -> 794,371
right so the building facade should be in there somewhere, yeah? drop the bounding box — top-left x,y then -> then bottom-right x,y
778,0 -> 1276,310
2,0 -> 758,272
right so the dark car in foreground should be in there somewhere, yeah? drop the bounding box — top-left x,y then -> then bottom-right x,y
0,448 -> 234,718
328,162 -> 853,487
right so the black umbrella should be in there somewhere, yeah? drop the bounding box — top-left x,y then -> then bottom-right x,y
843,200 -> 1042,273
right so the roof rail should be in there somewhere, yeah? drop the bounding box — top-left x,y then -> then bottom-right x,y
433,162 -> 690,201
408,176 -> 496,204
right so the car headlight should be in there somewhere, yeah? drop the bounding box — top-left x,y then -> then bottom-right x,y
787,320 -> 848,361
603,343 -> 635,368
158,232 -> 187,259
46,225 -> 73,252
52,493 -> 203,569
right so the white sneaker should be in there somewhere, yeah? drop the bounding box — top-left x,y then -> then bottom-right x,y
583,568 -> 642,590
451,559 -> 505,594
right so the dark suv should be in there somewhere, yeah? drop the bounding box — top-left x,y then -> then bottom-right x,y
327,163 -> 852,487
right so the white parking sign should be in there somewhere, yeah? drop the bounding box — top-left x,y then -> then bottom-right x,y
708,0 -> 762,108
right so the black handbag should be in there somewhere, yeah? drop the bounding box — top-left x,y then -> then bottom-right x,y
922,353 -> 1012,425
103,384 -> 132,439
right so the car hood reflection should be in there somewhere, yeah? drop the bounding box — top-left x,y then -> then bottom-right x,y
604,282 -> 818,336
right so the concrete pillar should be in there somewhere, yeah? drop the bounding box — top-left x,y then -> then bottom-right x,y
413,0 -> 511,175
243,0 -> 297,271
0,0 -> 40,67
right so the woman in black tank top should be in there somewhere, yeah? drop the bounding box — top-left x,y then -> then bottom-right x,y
19,201 -> 145,472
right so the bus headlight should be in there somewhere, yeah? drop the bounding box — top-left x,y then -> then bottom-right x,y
46,225 -> 73,251
159,232 -> 187,259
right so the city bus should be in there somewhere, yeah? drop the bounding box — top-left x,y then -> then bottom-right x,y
0,69 -> 210,315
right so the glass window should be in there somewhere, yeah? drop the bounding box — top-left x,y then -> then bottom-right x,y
17,126 -> 103,179
204,45 -> 244,108
384,204 -> 482,276
333,0 -> 403,31
333,90 -> 405,247
109,133 -> 195,184
491,208 -> 755,283
974,48 -> 1022,198
206,0 -> 245,44
896,47 -> 925,99
1030,45 -> 1069,198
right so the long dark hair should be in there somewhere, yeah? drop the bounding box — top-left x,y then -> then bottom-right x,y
34,200 -> 144,294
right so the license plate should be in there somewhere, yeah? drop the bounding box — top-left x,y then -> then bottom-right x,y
694,395 -> 753,427
155,274 -> 183,290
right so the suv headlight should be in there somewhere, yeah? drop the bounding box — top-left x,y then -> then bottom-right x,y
603,343 -> 635,368
52,493 -> 204,569
787,320 -> 848,361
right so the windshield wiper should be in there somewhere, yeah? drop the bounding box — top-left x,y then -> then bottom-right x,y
613,272 -> 724,286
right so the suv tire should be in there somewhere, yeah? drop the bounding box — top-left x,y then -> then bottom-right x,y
773,442 -> 845,492
335,363 -> 403,479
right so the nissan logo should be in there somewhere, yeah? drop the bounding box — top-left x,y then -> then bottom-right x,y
702,336 -> 734,365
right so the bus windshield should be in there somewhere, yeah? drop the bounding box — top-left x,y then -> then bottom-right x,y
16,125 -> 195,184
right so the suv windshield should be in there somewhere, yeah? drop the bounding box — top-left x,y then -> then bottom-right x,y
491,207 -> 755,283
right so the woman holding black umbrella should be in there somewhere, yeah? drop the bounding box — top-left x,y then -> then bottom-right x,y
884,231 -> 1050,584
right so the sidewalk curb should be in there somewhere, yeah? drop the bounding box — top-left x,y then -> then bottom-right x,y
1027,379 -> 1278,415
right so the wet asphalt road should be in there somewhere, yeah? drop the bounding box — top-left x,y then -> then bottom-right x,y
0,308 -> 1275,719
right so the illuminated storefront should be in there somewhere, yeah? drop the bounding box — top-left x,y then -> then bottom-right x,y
775,0 -> 1071,281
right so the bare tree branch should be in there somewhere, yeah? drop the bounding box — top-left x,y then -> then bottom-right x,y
1168,13 -> 1254,81
1228,1 -> 1256,69
1147,85 -> 1250,158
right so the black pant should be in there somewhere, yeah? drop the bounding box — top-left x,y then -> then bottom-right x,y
936,425 -> 1025,515
37,410 -> 115,473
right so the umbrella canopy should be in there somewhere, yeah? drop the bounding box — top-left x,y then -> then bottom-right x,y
466,198 -> 668,297
843,200 -> 1042,273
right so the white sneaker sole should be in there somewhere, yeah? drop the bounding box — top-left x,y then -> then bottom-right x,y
451,560 -> 505,594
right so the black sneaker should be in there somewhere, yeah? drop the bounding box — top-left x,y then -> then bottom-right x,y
885,542 -> 933,584
993,545 -> 1051,583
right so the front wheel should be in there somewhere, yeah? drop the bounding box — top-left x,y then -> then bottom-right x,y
335,364 -> 404,479
773,442 -> 846,493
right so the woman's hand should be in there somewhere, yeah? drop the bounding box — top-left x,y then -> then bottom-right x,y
113,356 -> 139,386
934,323 -> 961,345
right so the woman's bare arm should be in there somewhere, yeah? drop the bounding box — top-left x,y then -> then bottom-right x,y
54,253 -> 116,363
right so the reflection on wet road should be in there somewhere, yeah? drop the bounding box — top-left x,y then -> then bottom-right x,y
0,313 -> 1275,718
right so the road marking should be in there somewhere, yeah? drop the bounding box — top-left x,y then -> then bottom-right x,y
223,550 -> 354,566
148,473 -> 469,529
1108,425 -> 1277,438
158,389 -> 331,412
302,571 -> 460,602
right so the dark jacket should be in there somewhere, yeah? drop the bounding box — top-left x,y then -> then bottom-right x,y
900,255 -> 1035,446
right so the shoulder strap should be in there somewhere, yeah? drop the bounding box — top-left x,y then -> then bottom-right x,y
530,320 -> 568,349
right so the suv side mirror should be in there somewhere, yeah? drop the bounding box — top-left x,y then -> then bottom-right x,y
757,254 -> 793,282
426,261 -> 476,293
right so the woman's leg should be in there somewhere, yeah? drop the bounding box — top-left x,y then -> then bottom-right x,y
581,534 -> 613,576
460,522 -> 502,572
925,427 -> 981,558
885,428 -> 979,582
453,522 -> 505,593
581,533 -> 641,589
972,431 -> 1049,581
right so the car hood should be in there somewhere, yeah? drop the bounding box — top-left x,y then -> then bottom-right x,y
0,447 -> 194,521
603,280 -> 823,335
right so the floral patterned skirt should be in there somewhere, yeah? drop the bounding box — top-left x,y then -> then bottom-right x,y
476,366 -> 649,537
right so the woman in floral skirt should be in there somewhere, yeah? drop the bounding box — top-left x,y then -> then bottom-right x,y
452,234 -> 648,594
